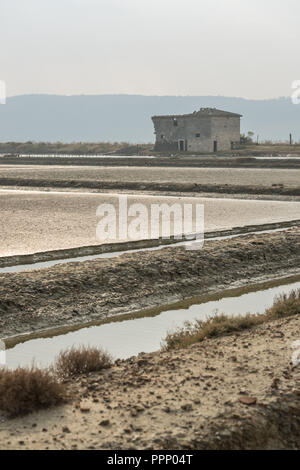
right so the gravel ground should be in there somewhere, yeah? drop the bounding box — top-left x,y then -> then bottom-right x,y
0,314 -> 299,450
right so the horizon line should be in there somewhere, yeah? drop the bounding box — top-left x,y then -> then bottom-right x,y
4,93 -> 290,102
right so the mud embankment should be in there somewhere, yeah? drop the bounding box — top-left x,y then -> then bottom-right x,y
0,228 -> 300,338
1,220 -> 299,269
1,177 -> 300,197
1,155 -> 300,169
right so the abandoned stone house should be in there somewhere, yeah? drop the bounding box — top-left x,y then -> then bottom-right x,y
152,108 -> 242,153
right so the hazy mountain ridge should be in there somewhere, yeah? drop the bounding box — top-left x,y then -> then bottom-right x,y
0,94 -> 298,143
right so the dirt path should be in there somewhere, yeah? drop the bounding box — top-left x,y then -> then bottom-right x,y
0,314 -> 299,450
1,228 -> 300,338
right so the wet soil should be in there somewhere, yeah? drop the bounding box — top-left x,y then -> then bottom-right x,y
1,228 -> 300,338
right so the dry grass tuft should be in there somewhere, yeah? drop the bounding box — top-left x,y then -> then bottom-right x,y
163,289 -> 300,351
265,290 -> 300,319
0,366 -> 66,418
54,345 -> 113,379
0,346 -> 113,418
162,314 -> 263,351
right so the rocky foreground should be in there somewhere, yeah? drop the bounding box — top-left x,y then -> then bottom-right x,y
0,314 -> 299,450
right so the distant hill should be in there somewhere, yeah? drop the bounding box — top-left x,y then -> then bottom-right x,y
0,94 -> 298,143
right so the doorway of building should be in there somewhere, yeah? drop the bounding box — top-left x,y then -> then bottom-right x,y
178,140 -> 186,151
213,141 -> 218,152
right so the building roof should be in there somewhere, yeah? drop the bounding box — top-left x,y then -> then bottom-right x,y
152,108 -> 242,119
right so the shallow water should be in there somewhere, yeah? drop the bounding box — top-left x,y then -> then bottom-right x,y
0,227 -> 288,274
254,156 -> 300,160
1,190 -> 300,257
3,277 -> 300,370
0,153 -> 156,159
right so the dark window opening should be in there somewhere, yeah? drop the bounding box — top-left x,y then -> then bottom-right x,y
213,141 -> 218,152
196,133 -> 201,138
161,134 -> 164,139
173,118 -> 178,127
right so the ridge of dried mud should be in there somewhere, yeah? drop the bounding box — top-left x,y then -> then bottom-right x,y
1,177 -> 300,197
1,228 -> 300,338
1,155 -> 300,169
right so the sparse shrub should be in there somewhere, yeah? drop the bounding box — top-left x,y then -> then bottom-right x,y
0,366 -> 66,418
265,290 -> 300,319
240,131 -> 255,145
54,346 -> 113,379
162,314 -> 263,351
162,289 -> 300,351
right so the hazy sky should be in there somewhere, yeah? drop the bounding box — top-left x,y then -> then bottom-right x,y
1,0 -> 299,99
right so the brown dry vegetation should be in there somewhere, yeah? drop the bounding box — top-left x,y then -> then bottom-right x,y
0,346 -> 113,417
162,289 -> 300,351
238,143 -> 300,155
54,346 -> 113,379
0,367 -> 66,418
265,289 -> 300,318
0,142 -> 153,156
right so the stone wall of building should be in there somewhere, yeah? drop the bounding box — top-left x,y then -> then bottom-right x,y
211,116 -> 241,152
152,116 -> 211,152
152,113 -> 240,153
